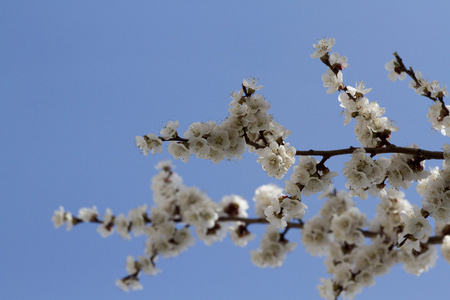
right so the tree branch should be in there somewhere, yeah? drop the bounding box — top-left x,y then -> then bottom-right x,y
156,136 -> 444,160
295,145 -> 444,160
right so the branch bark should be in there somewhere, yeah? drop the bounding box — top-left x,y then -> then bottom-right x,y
295,145 -> 444,160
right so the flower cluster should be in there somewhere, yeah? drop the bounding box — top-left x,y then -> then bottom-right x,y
314,188 -> 440,299
251,228 -> 297,268
263,195 -> 307,229
371,188 -> 438,276
342,146 -> 430,200
115,255 -> 161,292
416,144 -> 450,223
253,184 -> 306,229
427,101 -> 450,136
371,188 -> 411,241
284,156 -> 338,198
340,83 -> 398,147
398,204 -> 432,252
386,145 -> 429,189
318,235 -> 398,300
135,78 -> 295,179
313,38 -> 398,148
253,184 -> 283,218
53,161 -> 259,291
442,236 -> 450,263
330,206 -> 367,245
387,55 -> 450,136
311,38 -> 346,95
302,191 -> 395,299
256,141 -> 296,179
302,190 -> 368,254
342,148 -> 388,199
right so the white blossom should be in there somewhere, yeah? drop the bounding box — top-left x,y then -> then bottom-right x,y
427,101 -> 450,136
188,137 -> 210,159
172,227 -> 195,251
218,195 -> 249,218
97,208 -> 115,237
373,187 -> 412,239
256,142 -> 296,179
115,277 -> 142,292
115,279 -> 130,292
229,222 -> 256,247
330,207 -> 366,245
329,52 -> 348,70
246,94 -> 270,113
140,133 -> 163,155
385,58 -> 406,82
253,184 -> 283,218
206,127 -> 230,151
320,190 -> 354,220
182,203 -> 218,229
129,205 -> 148,237
160,120 -> 179,140
195,222 -> 228,245
126,255 -> 138,274
207,147 -> 225,164
242,77 -> 263,93
346,82 -> 372,97
78,206 -> 98,222
431,82 -> 449,98
419,166 -> 450,223
135,136 -> 149,156
280,197 -> 307,219
399,205 -> 432,252
321,69 -> 343,94
184,122 -> 210,139
168,142 -> 190,162
408,71 -> 436,95
317,278 -> 335,300
442,236 -> 450,264
264,197 -> 286,229
52,206 -> 73,231
301,216 -> 330,256
343,148 -> 386,199
401,245 -> 438,276
115,214 -> 131,240
311,37 -> 335,58
251,228 -> 296,268
137,255 -> 161,276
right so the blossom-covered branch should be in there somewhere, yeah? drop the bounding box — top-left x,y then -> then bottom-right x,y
313,37 -> 398,149
386,52 -> 450,136
53,38 -> 450,300
53,159 -> 450,298
145,135 -> 445,161
295,145 -> 444,160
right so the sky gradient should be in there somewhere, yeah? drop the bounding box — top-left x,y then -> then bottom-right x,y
1,1 -> 450,299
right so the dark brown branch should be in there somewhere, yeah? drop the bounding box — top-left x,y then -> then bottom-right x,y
393,53 -> 437,102
77,214 -> 447,246
393,53 -> 449,117
427,235 -> 445,245
295,145 -> 444,160
155,135 -> 444,160
359,229 -> 380,238
163,136 -> 189,143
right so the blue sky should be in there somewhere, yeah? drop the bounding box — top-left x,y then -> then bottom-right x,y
1,1 -> 450,299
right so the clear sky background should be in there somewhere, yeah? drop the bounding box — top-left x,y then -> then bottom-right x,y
1,1 -> 450,299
